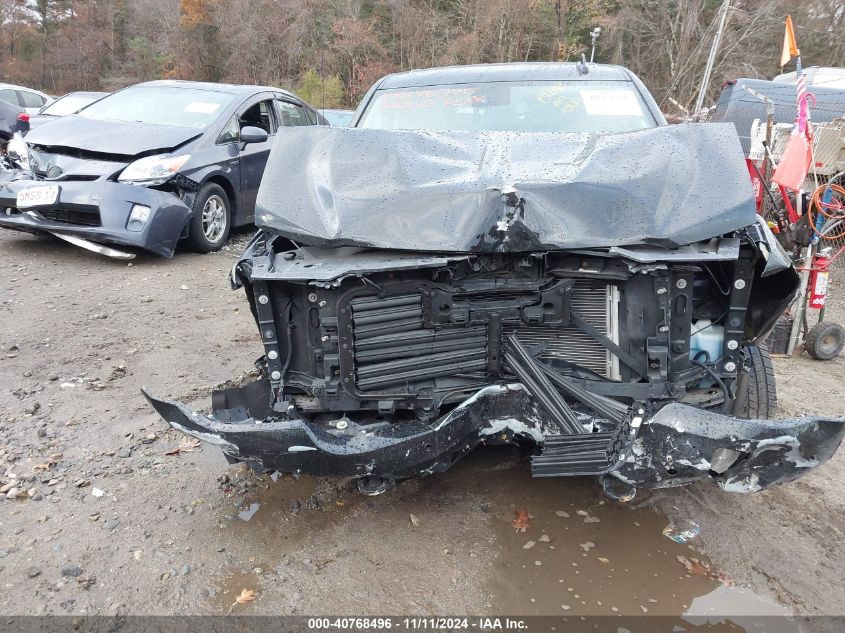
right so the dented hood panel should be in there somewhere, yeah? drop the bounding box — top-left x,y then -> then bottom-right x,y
24,115 -> 201,157
255,123 -> 755,252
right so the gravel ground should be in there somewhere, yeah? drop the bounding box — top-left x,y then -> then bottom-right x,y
1,229 -> 843,625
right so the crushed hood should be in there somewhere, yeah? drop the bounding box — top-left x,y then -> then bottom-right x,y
24,115 -> 201,158
255,123 -> 756,252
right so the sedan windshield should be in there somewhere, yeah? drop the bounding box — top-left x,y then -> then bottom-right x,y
41,94 -> 102,117
358,80 -> 655,133
79,86 -> 235,128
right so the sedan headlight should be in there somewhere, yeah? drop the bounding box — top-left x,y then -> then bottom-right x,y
118,154 -> 191,184
6,133 -> 30,170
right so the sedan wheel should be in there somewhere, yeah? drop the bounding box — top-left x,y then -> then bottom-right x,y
187,183 -> 232,253
202,195 -> 227,243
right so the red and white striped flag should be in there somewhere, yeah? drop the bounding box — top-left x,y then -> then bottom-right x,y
773,16 -> 814,190
795,55 -> 810,136
781,15 -> 813,136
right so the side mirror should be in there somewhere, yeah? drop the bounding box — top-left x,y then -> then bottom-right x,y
240,126 -> 269,144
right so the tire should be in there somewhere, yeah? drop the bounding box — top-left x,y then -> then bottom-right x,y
741,345 -> 777,419
187,183 -> 231,253
805,322 -> 845,361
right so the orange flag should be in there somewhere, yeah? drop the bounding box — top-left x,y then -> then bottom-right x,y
780,15 -> 799,67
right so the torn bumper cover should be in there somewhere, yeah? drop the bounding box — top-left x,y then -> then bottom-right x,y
0,178 -> 192,258
614,403 -> 845,492
143,383 -> 845,492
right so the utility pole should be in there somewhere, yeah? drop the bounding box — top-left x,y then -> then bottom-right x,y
694,0 -> 731,114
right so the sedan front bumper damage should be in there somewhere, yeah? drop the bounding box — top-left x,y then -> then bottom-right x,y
0,178 -> 193,258
143,381 -> 844,493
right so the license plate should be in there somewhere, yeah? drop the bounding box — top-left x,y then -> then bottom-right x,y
16,185 -> 59,208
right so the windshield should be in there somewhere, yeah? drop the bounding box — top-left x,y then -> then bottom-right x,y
358,80 -> 655,133
79,86 -> 235,128
322,110 -> 355,126
42,94 -> 102,117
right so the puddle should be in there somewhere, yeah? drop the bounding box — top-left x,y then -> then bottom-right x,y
687,585 -> 791,617
449,447 -> 794,629
201,445 -> 795,623
211,568 -> 263,614
206,472 -> 357,612
686,585 -> 797,631
227,474 -> 321,527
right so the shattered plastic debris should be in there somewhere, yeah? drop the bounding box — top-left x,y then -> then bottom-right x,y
237,503 -> 260,522
663,520 -> 701,544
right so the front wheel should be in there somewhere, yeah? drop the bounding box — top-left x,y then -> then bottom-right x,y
187,183 -> 231,253
740,345 -> 777,418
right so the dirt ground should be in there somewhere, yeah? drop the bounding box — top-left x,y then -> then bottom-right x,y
1,229 -> 843,628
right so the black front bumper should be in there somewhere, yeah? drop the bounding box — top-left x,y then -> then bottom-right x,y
143,380 -> 845,492
0,178 -> 192,257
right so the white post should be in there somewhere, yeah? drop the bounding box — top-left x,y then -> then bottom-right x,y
589,27 -> 601,64
787,193 -> 812,355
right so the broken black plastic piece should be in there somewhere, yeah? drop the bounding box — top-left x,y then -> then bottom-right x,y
504,334 -> 585,435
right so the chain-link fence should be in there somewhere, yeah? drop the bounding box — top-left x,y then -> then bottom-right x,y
707,78 -> 845,154
767,120 -> 845,257
702,80 -> 845,350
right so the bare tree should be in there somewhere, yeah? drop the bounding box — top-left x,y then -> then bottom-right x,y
1,0 -> 841,108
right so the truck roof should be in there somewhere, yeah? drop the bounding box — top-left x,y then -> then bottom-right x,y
375,62 -> 638,89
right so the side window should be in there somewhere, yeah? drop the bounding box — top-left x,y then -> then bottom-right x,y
19,91 -> 45,108
303,106 -> 318,125
0,88 -> 19,106
277,101 -> 311,127
239,100 -> 275,135
216,115 -> 240,144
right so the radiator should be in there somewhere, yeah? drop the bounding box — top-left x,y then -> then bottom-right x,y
507,280 -> 621,379
349,280 -> 620,391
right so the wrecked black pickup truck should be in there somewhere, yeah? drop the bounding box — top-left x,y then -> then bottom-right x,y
0,80 -> 325,258
145,63 -> 844,497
